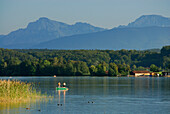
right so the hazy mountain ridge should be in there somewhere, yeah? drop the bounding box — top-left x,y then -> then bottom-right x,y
0,15 -> 170,49
0,35 -> 5,39
119,15 -> 170,28
33,26 -> 170,50
0,17 -> 105,47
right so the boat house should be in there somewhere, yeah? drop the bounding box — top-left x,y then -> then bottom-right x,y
162,72 -> 170,77
131,71 -> 150,77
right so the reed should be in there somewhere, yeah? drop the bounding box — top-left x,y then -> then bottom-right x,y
0,79 -> 45,103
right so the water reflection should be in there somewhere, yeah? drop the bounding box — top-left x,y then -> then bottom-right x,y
0,77 -> 170,114
0,99 -> 45,114
56,90 -> 67,105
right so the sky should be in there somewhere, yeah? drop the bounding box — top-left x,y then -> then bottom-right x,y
0,0 -> 170,35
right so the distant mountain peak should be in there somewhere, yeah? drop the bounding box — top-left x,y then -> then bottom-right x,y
27,17 -> 67,31
118,14 -> 170,28
27,18 -> 104,31
0,17 -> 106,47
75,22 -> 90,25
34,17 -> 54,24
140,14 -> 164,18
36,17 -> 62,24
73,22 -> 95,28
135,14 -> 168,22
38,17 -> 50,21
127,14 -> 170,27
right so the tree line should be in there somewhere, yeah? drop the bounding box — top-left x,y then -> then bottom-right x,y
0,46 -> 170,76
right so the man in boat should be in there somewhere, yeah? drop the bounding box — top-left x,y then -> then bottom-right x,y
58,82 -> 61,87
63,82 -> 66,87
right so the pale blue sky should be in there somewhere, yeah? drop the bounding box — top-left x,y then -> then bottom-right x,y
0,0 -> 170,35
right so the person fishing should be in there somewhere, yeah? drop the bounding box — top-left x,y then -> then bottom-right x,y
63,82 -> 66,87
58,82 -> 61,87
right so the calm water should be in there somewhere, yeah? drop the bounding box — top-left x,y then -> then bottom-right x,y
0,77 -> 170,114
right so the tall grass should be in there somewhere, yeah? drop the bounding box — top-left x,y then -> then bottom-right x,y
0,79 -> 45,103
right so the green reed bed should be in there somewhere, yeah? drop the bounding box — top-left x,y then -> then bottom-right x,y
0,79 -> 45,103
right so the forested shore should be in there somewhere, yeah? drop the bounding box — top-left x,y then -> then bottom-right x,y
0,46 -> 169,76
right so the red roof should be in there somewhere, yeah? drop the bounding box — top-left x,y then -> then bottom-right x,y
133,71 -> 150,73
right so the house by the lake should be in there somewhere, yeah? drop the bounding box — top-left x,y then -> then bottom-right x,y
131,71 -> 150,77
162,72 -> 170,77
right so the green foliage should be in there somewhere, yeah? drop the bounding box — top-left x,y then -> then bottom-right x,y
132,65 -> 137,70
168,63 -> 170,70
96,62 -> 107,76
135,66 -> 146,71
150,64 -> 159,72
161,46 -> 170,56
89,65 -> 96,76
108,63 -> 118,76
0,46 -> 169,76
0,79 -> 45,103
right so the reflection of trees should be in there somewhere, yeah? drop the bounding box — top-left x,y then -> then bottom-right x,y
69,77 -> 170,97
0,98 -> 48,113
103,77 -> 108,96
132,77 -> 170,97
0,102 -> 29,113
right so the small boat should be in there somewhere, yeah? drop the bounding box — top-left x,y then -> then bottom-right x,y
56,87 -> 69,91
54,75 -> 56,77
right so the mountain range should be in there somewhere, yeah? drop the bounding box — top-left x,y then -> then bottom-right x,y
35,26 -> 170,50
119,15 -> 170,28
0,17 -> 105,48
0,15 -> 170,49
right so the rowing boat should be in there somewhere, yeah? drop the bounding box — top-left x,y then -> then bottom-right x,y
56,87 -> 69,91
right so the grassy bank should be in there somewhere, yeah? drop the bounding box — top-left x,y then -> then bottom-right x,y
0,79 -> 45,103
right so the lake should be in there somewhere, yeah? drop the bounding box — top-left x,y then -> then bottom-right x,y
0,77 -> 170,114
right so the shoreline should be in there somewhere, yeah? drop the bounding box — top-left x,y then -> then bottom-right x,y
0,75 -> 169,78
